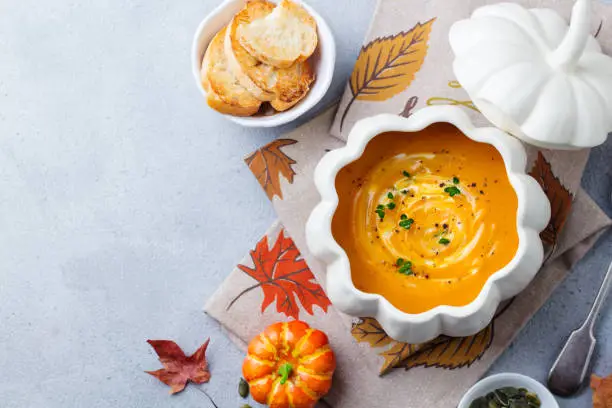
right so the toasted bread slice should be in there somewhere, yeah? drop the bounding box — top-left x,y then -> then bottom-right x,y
202,71 -> 259,117
201,27 -> 261,116
268,59 -> 315,111
237,0 -> 318,69
225,0 -> 277,102
226,0 -> 315,111
242,52 -> 315,111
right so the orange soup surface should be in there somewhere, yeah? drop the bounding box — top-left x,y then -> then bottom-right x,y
332,124 -> 519,314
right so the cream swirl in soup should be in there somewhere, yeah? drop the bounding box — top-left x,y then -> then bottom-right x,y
332,124 -> 518,314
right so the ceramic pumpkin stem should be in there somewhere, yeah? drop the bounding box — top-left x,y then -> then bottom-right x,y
549,0 -> 592,69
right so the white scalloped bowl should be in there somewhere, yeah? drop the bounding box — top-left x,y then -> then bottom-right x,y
305,106 -> 551,343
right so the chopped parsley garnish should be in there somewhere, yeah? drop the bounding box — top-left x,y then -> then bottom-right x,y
396,258 -> 413,275
375,204 -> 385,220
453,176 -> 460,184
402,170 -> 411,178
399,215 -> 414,229
401,190 -> 408,195
434,229 -> 446,238
438,238 -> 451,245
387,192 -> 394,199
444,186 -> 461,197
386,202 -> 396,210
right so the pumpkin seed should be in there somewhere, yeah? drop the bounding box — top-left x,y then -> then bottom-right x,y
468,386 -> 541,408
240,405 -> 252,408
238,378 -> 249,398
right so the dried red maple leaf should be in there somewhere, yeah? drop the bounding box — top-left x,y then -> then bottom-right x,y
228,229 -> 331,319
592,373 -> 612,408
146,339 -> 211,394
245,139 -> 297,201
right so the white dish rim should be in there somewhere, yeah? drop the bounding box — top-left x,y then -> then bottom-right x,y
190,0 -> 336,127
305,105 -> 551,343
457,373 -> 560,408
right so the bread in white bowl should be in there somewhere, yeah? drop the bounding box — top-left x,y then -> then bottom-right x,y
225,0 -> 315,111
191,0 -> 335,126
201,27 -> 261,117
237,0 -> 318,69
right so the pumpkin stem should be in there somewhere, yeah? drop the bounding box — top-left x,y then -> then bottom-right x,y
278,363 -> 293,385
549,0 -> 592,70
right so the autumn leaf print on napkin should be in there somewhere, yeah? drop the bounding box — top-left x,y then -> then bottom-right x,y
245,139 -> 297,201
351,300 -> 515,375
352,318 -> 494,375
351,317 -> 394,348
228,229 -> 331,320
339,18 -> 436,131
529,152 -> 573,251
426,80 -> 479,112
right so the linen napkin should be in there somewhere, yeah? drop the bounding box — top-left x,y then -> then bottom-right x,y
206,106 -> 610,407
205,0 -> 612,406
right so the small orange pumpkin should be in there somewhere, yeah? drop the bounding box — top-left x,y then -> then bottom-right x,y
242,320 -> 336,408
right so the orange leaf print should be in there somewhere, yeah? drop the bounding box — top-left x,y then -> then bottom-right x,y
245,139 -> 297,201
379,342 -> 422,375
402,324 -> 493,371
374,327 -> 493,375
353,300 -> 514,374
351,317 -> 492,375
528,151 -> 573,246
228,229 -> 330,319
339,18 -> 436,131
351,317 -> 393,348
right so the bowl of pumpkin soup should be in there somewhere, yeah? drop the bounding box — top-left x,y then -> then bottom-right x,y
306,106 -> 550,343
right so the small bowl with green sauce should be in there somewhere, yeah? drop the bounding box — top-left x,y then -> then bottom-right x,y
458,373 -> 559,408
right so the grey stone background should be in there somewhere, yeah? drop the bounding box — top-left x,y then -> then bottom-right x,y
0,0 -> 610,407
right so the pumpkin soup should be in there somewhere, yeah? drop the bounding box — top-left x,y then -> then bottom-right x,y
332,123 -> 518,314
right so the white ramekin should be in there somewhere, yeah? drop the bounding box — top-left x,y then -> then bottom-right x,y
305,106 -> 551,343
191,0 -> 336,127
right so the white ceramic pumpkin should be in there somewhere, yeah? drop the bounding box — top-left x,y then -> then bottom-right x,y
449,0 -> 612,150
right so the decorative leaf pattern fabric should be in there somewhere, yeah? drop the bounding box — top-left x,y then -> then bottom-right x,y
352,317 -> 493,375
402,325 -> 493,370
380,342 -> 422,375
230,229 -> 330,319
145,339 -> 211,394
351,317 -> 393,348
245,139 -> 297,201
426,80 -> 479,112
399,96 -> 419,118
339,18 -> 435,130
529,151 -> 573,246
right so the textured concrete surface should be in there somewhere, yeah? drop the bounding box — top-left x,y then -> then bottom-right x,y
0,0 -> 610,407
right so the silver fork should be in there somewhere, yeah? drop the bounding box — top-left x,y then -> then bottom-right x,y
547,260 -> 612,396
